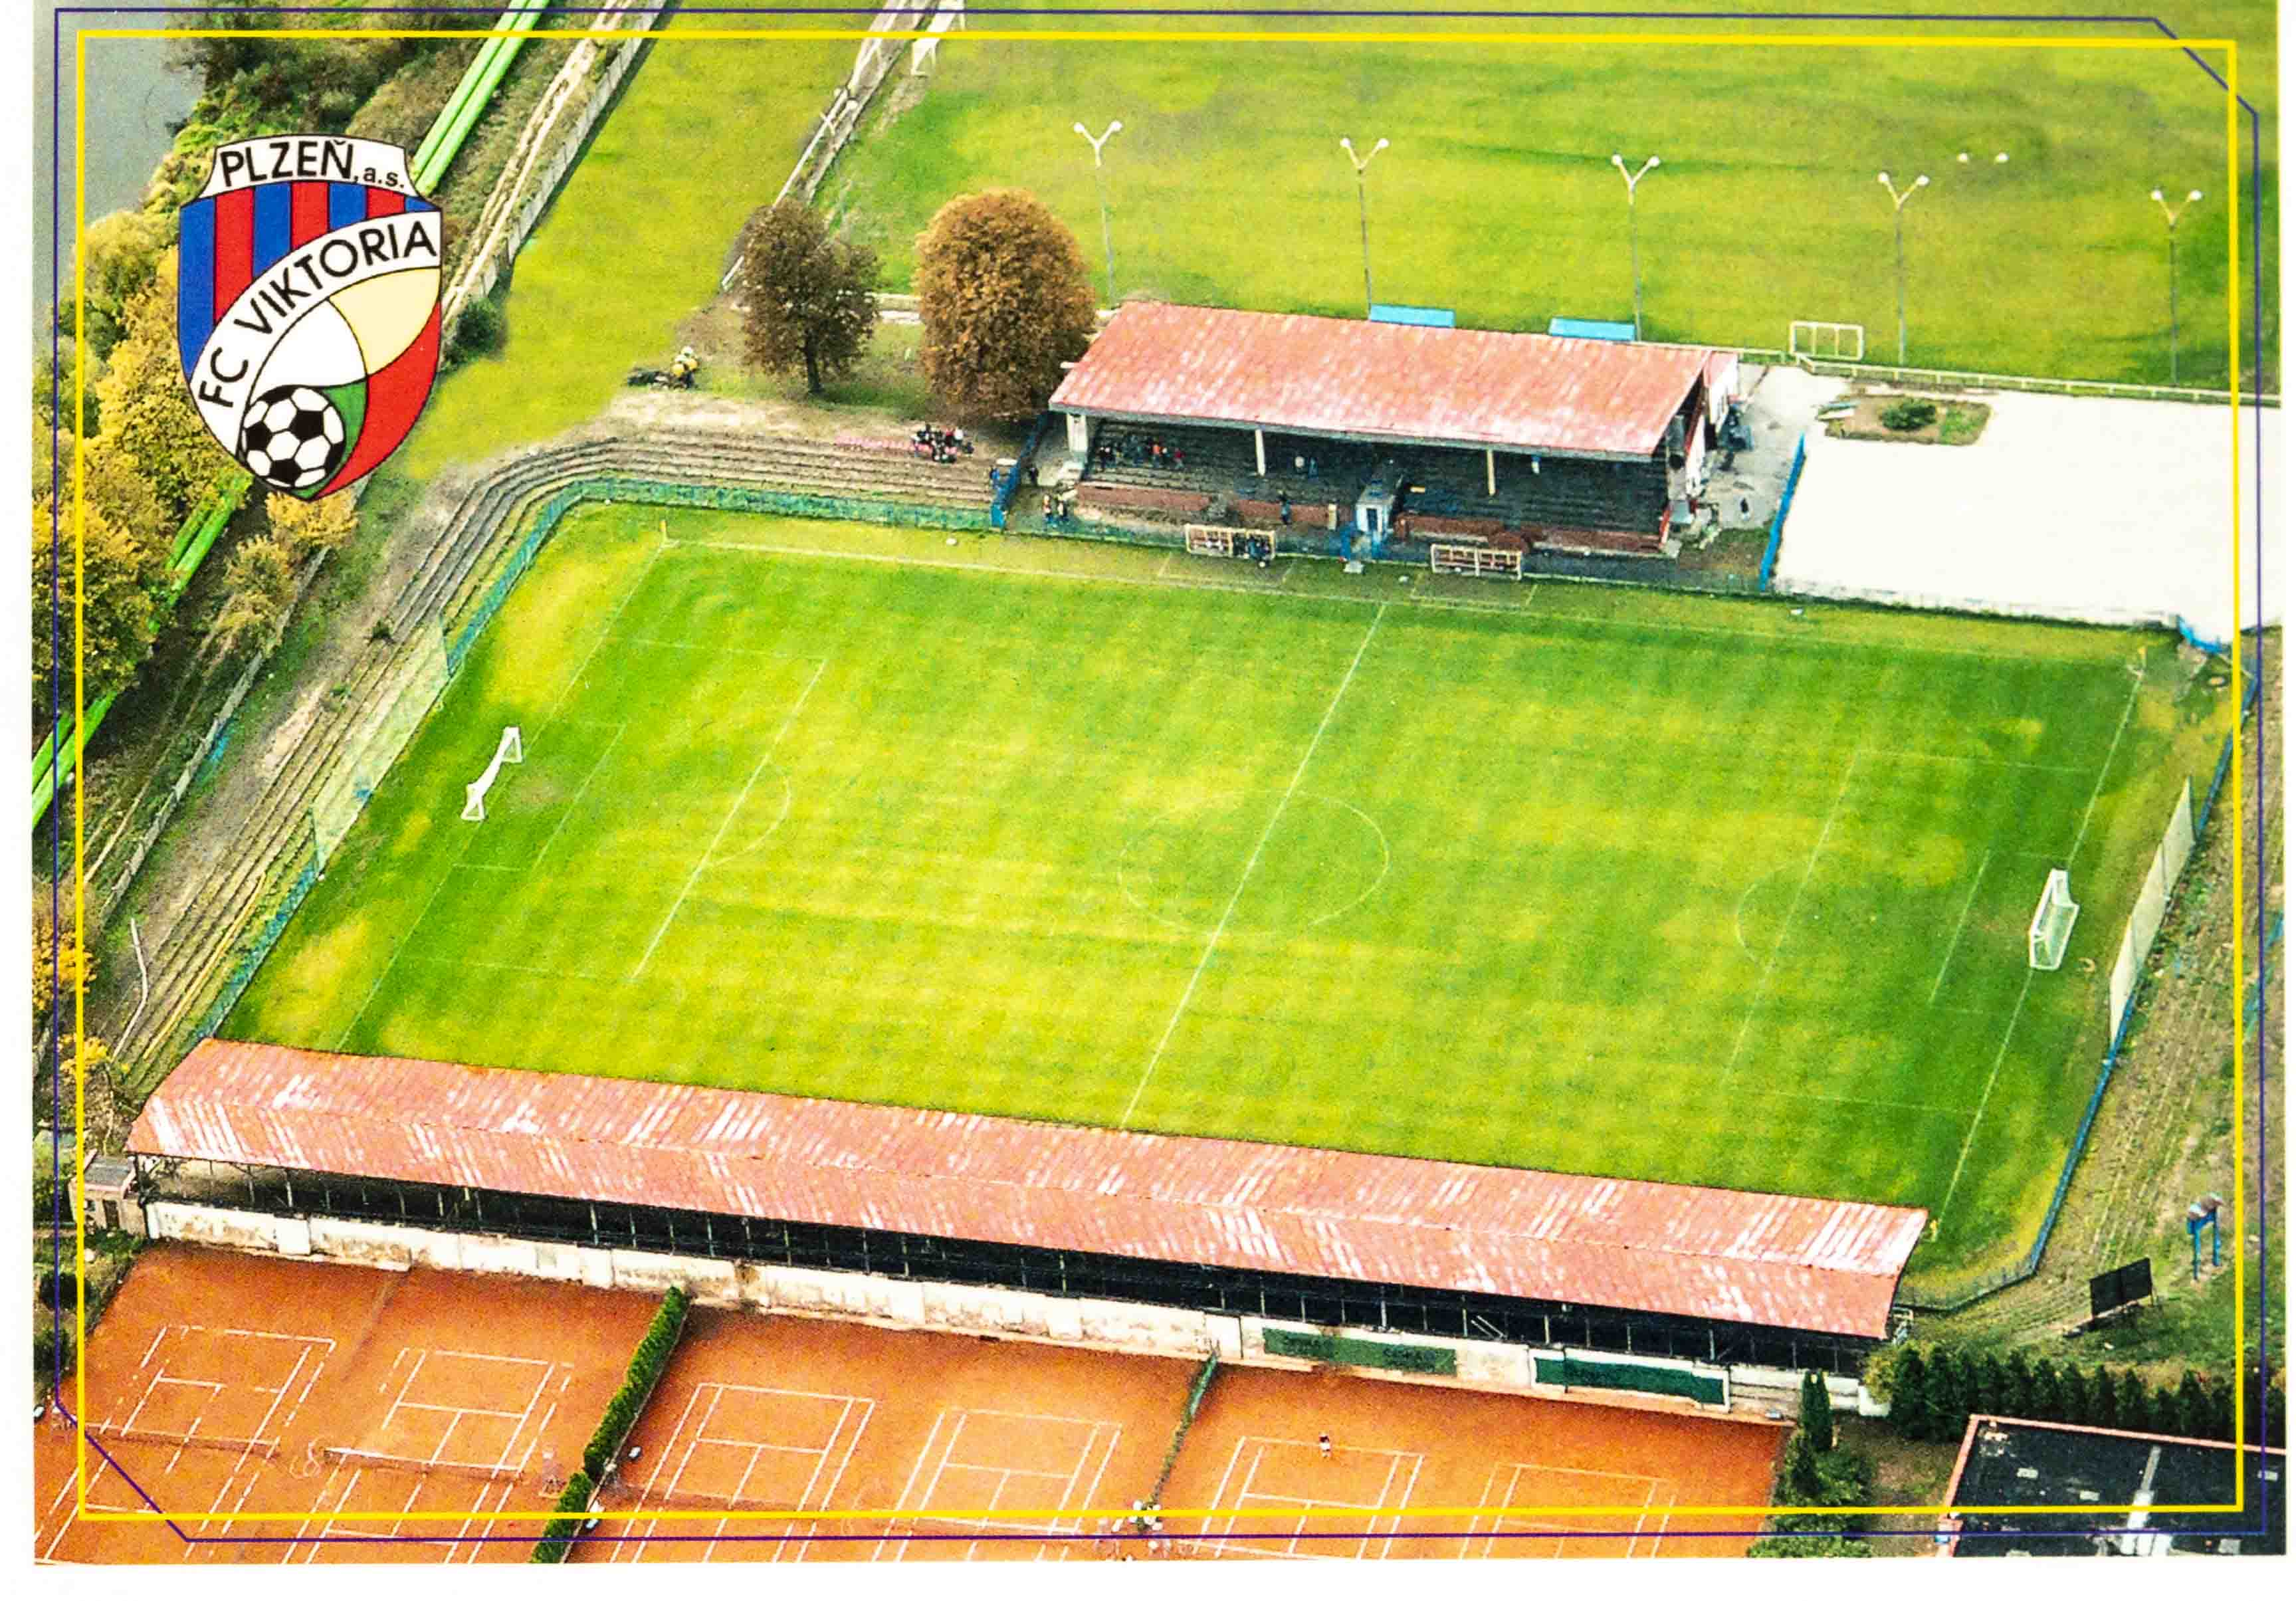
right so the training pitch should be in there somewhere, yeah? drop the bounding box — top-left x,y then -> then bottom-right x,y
227,506 -> 2229,1279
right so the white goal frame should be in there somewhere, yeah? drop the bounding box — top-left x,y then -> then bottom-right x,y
463,726 -> 523,821
2028,868 -> 2080,971
1430,543 -> 1524,580
1790,320 -> 1866,362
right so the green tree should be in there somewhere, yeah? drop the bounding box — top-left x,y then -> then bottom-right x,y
207,534 -> 296,659
2171,1371 -> 2212,1438
1798,1370 -> 1836,1455
1964,1352 -> 2005,1420
265,491 -> 357,564
31,898 -> 97,1025
31,494 -> 164,716
66,209 -> 172,360
2000,1350 -> 2036,1419
1778,1428 -> 1823,1505
1925,1349 -> 1970,1442
916,189 -> 1097,419
739,200 -> 879,396
1748,1534 -> 1872,1558
94,258 -> 229,520
1889,1347 -> 1934,1441
2030,1359 -> 2069,1425
2087,1366 -> 2123,1431
2115,1369 -> 2157,1435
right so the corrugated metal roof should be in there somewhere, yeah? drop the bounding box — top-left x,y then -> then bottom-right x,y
134,1042 -> 1925,1338
1047,303 -> 1714,460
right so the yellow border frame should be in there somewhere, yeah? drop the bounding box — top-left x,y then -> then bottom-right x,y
64,19 -> 2252,1532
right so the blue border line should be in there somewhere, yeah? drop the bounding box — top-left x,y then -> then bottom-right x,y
43,3 -> 2275,1555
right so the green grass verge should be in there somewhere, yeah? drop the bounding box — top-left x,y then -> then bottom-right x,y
401,10 -> 851,473
819,5 -> 2273,386
226,506 -> 2232,1281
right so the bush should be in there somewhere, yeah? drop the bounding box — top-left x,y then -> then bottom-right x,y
530,1468 -> 595,1562
451,296 -> 506,364
579,1285 -> 690,1483
1879,397 -> 1938,431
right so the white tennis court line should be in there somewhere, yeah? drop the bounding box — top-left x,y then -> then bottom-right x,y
878,1408 -> 1121,1562
613,1383 -> 874,1564
631,655 -> 828,980
1120,604 -> 1385,1127
1461,1461 -> 1667,1559
1196,1436 -> 1423,1560
1935,667 -> 2144,1226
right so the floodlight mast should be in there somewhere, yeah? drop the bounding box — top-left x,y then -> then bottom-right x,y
1340,136 -> 1389,314
1073,120 -> 1124,305
1877,171 -> 1930,363
2150,187 -> 2206,383
1610,153 -> 1661,339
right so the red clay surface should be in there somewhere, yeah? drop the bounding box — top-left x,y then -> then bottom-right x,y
583,1309 -> 1196,1562
35,1247 -> 1784,1565
33,1245 -> 653,1564
1161,1366 -> 1786,1559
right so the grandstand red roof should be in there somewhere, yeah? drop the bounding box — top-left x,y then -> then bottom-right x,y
132,1041 -> 1925,1338
1049,303 -> 1715,460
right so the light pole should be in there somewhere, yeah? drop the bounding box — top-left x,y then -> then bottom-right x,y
1610,153 -> 1661,339
2150,187 -> 2204,383
1877,170 -> 1930,364
1073,119 -> 1123,306
1340,136 -> 1388,314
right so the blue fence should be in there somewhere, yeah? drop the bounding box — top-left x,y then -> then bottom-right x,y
989,413 -> 1055,530
1902,656 -> 2263,1313
185,845 -> 321,1049
1756,434 -> 1806,592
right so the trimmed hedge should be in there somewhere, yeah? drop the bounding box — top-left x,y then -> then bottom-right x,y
582,1285 -> 692,1483
529,1469 -> 595,1563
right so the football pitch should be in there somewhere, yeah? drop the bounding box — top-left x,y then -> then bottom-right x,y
227,506 -> 2230,1281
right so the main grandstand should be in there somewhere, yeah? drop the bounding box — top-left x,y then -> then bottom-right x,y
121,1041 -> 1925,1386
1048,304 -> 1736,559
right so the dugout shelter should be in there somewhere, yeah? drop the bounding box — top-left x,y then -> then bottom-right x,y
126,1042 -> 1922,1383
1048,303 -> 1736,559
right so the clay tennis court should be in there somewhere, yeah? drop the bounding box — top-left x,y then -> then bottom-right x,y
33,1244 -> 650,1564
583,1309 -> 1195,1562
1160,1365 -> 1785,1559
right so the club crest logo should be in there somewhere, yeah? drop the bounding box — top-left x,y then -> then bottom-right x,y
177,136 -> 443,499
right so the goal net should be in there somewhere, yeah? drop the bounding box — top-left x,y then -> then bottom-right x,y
2028,868 -> 2080,971
1790,320 -> 1866,362
463,726 -> 523,821
1430,543 -> 1524,580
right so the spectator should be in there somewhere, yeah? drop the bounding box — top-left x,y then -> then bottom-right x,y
1293,453 -> 1306,473
1307,455 -> 1319,479
1027,462 -> 1041,488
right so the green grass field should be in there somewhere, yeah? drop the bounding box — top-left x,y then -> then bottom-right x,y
817,5 -> 2273,385
227,506 -> 2233,1285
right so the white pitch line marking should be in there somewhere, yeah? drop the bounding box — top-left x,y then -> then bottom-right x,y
1929,848 -> 1992,1003
1721,747 -> 1861,1081
1935,669 -> 2142,1224
632,657 -> 827,979
1120,605 -> 1384,1126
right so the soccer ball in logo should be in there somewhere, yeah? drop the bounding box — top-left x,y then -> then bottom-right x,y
239,385 -> 347,492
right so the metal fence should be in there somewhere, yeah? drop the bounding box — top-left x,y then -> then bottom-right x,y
1758,433 -> 1808,590
1900,657 -> 2265,1314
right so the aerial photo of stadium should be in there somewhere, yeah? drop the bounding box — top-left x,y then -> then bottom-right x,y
23,0 -> 2283,1576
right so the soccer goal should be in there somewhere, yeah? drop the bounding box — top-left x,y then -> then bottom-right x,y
1790,320 -> 1867,362
463,726 -> 523,821
1430,543 -> 1524,580
2028,868 -> 2080,971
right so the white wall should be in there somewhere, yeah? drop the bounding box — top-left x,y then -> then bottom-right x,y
139,1203 -> 1863,1412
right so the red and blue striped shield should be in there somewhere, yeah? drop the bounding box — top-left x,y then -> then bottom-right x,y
177,136 -> 442,499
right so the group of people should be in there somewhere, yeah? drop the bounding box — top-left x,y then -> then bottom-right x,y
1039,492 -> 1075,526
1094,434 -> 1186,472
912,423 -> 973,463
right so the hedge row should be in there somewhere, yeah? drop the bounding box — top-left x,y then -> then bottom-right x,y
528,1469 -> 596,1564
1885,1346 -> 2242,1445
582,1285 -> 692,1484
